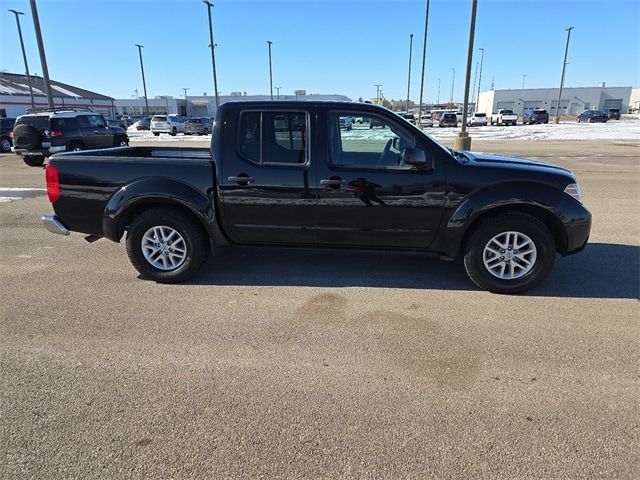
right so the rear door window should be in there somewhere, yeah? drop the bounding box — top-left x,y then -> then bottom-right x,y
51,118 -> 78,130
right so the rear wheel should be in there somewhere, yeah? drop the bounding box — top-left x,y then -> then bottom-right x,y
153,132 -> 160,136
68,141 -> 83,152
23,156 -> 45,167
171,127 -> 177,136
463,212 -> 555,294
125,207 -> 208,283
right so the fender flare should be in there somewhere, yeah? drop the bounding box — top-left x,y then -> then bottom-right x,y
102,178 -> 217,242
441,181 -> 566,258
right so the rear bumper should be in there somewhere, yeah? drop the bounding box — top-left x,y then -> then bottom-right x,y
12,145 -> 65,157
42,214 -> 70,236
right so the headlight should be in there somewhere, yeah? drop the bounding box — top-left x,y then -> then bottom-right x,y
564,183 -> 582,203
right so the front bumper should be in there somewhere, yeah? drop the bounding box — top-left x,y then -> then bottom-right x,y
557,196 -> 592,255
42,215 -> 70,236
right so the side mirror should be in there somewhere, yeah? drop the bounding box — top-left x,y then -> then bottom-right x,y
402,147 -> 432,169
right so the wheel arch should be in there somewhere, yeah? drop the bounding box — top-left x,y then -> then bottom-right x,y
442,182 -> 568,258
102,178 -> 224,248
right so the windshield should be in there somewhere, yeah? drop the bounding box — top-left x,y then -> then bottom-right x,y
474,113 -> 486,117
501,109 -> 514,114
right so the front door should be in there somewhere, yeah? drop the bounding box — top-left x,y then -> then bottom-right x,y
84,115 -> 114,148
218,108 -> 317,245
315,109 -> 446,249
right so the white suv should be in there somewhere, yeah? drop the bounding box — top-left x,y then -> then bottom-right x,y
150,114 -> 186,136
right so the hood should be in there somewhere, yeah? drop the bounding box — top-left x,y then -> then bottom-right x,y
466,152 -> 572,173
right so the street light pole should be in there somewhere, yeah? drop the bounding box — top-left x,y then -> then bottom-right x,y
454,0 -> 478,151
437,78 -> 440,104
275,86 -> 281,100
9,9 -> 35,108
28,0 -> 53,109
135,44 -> 150,116
203,1 -> 219,109
406,33 -> 414,113
475,47 -> 484,108
450,67 -> 455,105
267,40 -> 273,100
417,0 -> 431,119
554,26 -> 574,124
521,74 -> 527,89
374,84 -> 383,105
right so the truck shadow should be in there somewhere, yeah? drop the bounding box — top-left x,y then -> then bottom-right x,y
189,243 -> 639,299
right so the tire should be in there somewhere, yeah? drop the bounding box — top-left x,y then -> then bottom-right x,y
68,141 -> 83,152
204,128 -> 210,135
125,207 -> 208,283
171,127 -> 177,136
463,212 -> 555,294
153,132 -> 160,136
0,137 -> 11,153
23,156 -> 45,167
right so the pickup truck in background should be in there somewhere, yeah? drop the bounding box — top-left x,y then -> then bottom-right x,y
490,109 -> 518,126
41,101 -> 591,294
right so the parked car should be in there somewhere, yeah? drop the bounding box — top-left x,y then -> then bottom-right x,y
490,109 -> 518,126
41,101 -> 590,294
133,118 -> 151,130
338,116 -> 353,130
185,117 -> 213,135
150,114 -> 186,136
1,117 -> 16,153
369,117 -> 386,129
466,112 -> 488,127
12,110 -> 128,166
419,115 -> 433,128
439,113 -> 458,127
606,108 -> 621,120
522,109 -> 549,125
400,113 -> 416,125
577,110 -> 608,123
106,118 -> 127,129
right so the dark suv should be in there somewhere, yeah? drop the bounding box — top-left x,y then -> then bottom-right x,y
12,110 -> 128,166
1,117 -> 16,153
606,109 -> 621,120
522,109 -> 549,125
439,113 -> 458,127
577,110 -> 608,123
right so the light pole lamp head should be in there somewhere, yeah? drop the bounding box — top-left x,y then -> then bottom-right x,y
135,44 -> 144,49
203,1 -> 214,7
8,9 -> 25,16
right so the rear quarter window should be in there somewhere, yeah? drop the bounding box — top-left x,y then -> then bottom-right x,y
51,118 -> 78,130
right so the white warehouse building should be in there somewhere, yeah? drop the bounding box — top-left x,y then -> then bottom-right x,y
477,86 -> 632,117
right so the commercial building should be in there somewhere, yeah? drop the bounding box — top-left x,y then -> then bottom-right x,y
629,88 -> 640,114
477,86 -> 632,117
0,72 -> 115,118
114,93 -> 351,118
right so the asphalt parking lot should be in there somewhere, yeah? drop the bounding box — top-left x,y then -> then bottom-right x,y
1,139 -> 639,478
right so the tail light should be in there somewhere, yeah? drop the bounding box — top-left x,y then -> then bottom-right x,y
45,164 -> 61,203
50,131 -> 63,137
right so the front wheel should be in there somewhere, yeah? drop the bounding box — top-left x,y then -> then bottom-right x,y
0,137 -> 11,153
463,212 -> 555,294
153,132 -> 160,136
171,127 -> 177,136
23,156 -> 45,167
126,207 -> 208,283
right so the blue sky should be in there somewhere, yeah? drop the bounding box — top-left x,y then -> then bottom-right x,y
1,0 -> 638,102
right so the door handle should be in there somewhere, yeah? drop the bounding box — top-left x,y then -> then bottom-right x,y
320,178 -> 345,187
228,175 -> 255,184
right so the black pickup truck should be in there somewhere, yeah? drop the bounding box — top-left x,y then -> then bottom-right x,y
42,101 -> 591,293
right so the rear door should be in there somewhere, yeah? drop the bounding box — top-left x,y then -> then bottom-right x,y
218,106 -> 318,244
315,109 -> 446,248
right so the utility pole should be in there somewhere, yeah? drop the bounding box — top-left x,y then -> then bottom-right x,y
135,44 -> 150,116
203,1 -> 219,108
374,84 -> 383,105
406,33 -> 414,113
475,47 -> 484,108
9,9 -> 35,108
521,74 -> 527,89
471,60 -> 478,110
450,67 -> 455,105
28,0 -> 53,108
417,0 -> 431,120
554,26 -> 574,124
182,87 -> 189,117
275,86 -> 281,100
437,78 -> 440,105
267,40 -> 273,100
454,0 -> 478,151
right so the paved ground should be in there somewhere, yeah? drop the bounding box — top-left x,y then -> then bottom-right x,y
1,139 -> 638,479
